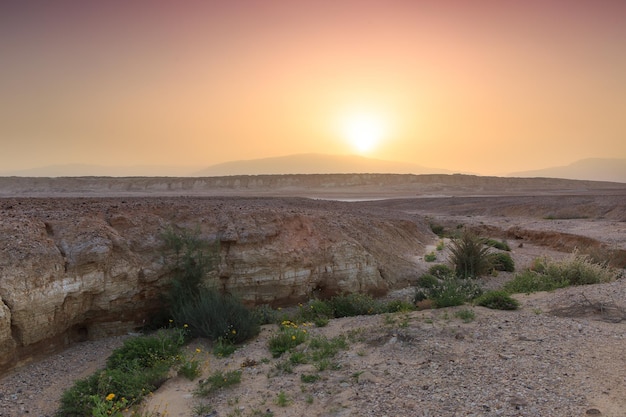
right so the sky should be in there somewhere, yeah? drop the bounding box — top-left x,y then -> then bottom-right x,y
1,0 -> 625,176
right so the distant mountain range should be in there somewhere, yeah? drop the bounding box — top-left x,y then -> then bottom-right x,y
2,155 -> 623,183
508,158 -> 626,183
193,153 -> 455,176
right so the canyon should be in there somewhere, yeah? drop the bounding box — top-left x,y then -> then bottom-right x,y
1,174 -> 625,376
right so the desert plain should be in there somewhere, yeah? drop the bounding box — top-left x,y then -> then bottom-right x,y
0,174 -> 625,417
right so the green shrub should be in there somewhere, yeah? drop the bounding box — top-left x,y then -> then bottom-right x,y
428,264 -> 454,279
429,223 -> 445,237
413,274 -> 440,303
454,308 -> 476,323
504,253 -> 616,294
195,370 -> 242,396
329,293 -> 383,317
268,321 -> 308,358
106,330 -> 184,371
308,335 -> 348,362
424,252 -> 437,262
178,358 -> 201,380
430,276 -> 483,308
384,299 -> 416,313
300,374 -> 321,383
436,240 -> 445,251
213,337 -> 237,357
172,288 -> 260,343
489,252 -> 515,272
417,273 -> 440,288
253,304 -> 280,325
289,351 -> 308,365
57,363 -> 171,417
297,299 -> 334,323
503,269 -> 566,293
484,239 -> 511,251
162,228 -> 260,344
449,230 -> 492,278
476,291 -> 519,310
415,273 -> 482,307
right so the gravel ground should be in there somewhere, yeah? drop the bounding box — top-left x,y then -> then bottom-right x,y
0,336 -> 127,417
1,280 -> 625,417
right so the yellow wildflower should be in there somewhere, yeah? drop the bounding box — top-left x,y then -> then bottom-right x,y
291,335 -> 296,340
106,393 -> 115,401
183,324 -> 189,328
231,329 -> 237,335
195,348 -> 201,353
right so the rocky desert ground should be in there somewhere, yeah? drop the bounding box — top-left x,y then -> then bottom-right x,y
0,174 -> 625,416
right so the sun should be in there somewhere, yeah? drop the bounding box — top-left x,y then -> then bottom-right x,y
341,111 -> 388,154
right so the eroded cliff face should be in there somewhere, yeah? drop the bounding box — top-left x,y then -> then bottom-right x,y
0,197 -> 431,373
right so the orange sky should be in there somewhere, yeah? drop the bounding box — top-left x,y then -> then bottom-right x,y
1,1 -> 625,176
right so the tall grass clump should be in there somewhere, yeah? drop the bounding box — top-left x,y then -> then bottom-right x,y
449,230 -> 492,278
162,227 -> 259,344
504,252 -> 616,294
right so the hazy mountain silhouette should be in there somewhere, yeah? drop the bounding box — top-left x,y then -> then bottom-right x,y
194,153 -> 455,176
508,158 -> 626,183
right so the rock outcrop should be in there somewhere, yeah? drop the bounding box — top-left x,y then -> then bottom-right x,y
0,197 -> 431,373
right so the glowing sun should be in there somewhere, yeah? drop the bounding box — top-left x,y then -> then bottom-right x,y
341,111 -> 388,154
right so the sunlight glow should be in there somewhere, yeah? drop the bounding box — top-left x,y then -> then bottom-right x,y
342,111 -> 388,154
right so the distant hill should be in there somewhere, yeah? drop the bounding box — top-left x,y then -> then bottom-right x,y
509,158 -> 626,184
194,153 -> 454,176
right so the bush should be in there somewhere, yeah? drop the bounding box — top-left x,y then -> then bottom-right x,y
414,273 -> 483,308
424,252 -> 437,262
428,264 -> 454,279
195,370 -> 242,396
430,276 -> 483,308
489,252 -> 515,272
449,230 -> 493,278
268,321 -> 308,358
384,299 -> 416,313
476,291 -> 519,310
414,274 -> 439,303
162,228 -> 260,344
429,223 -> 445,237
57,329 -> 185,417
171,288 -> 259,344
106,329 -> 184,371
503,269 -> 566,293
328,293 -> 383,317
297,299 -> 334,323
484,239 -> 511,251
504,253 -> 616,294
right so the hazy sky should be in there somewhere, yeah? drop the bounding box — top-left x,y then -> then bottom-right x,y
1,1 -> 625,175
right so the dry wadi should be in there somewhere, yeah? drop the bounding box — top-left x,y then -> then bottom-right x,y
0,174 -> 625,417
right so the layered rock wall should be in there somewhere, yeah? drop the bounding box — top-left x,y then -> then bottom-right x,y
0,197 -> 431,373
